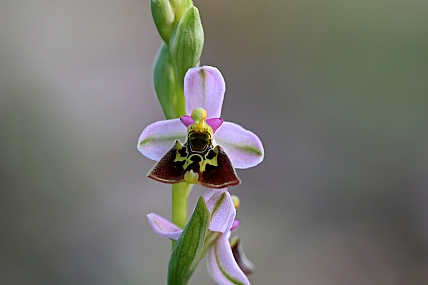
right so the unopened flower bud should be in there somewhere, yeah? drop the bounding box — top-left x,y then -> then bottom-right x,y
169,0 -> 193,26
151,0 -> 175,44
153,43 -> 180,119
169,6 -> 204,89
231,195 -> 240,210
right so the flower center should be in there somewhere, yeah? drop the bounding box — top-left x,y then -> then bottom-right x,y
190,107 -> 210,133
189,131 -> 210,152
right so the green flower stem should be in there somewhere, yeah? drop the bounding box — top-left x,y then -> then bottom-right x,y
171,182 -> 193,247
175,86 -> 186,118
169,51 -> 188,249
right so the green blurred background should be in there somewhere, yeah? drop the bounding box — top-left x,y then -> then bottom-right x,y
3,2 -> 428,284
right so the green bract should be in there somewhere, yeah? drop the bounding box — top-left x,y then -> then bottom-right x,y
169,6 -> 204,90
153,43 -> 184,119
151,0 -> 175,44
168,197 -> 210,285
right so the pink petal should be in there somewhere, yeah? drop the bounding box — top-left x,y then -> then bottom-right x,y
137,118 -> 187,161
203,189 -> 236,234
206,118 -> 224,133
180,115 -> 194,127
181,116 -> 223,132
215,122 -> 264,169
147,213 -> 182,240
184,66 -> 225,118
207,232 -> 251,285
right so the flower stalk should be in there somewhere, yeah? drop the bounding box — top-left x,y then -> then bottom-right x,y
171,182 -> 193,246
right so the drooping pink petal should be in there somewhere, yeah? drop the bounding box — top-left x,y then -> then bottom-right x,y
179,115 -> 193,127
203,189 -> 236,234
207,232 -> 251,285
137,119 -> 187,161
147,213 -> 182,240
184,66 -> 225,118
206,118 -> 224,133
215,122 -> 264,169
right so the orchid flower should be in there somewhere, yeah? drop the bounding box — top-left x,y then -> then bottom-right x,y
138,66 -> 264,188
147,189 -> 254,285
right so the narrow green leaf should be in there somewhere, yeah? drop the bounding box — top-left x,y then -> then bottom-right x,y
169,6 -> 204,90
153,43 -> 183,119
168,197 -> 210,285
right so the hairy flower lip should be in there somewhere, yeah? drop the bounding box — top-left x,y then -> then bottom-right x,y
138,66 -> 264,169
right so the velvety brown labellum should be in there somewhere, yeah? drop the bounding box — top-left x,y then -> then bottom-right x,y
148,140 -> 240,189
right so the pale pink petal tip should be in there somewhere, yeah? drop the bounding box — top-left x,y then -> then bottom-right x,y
215,122 -> 264,169
147,213 -> 182,241
137,119 -> 187,161
203,189 -> 236,234
184,66 -> 225,118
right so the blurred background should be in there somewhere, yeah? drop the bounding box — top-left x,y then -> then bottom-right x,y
3,1 -> 428,284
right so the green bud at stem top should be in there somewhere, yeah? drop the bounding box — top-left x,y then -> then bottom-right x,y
170,0 -> 193,27
169,6 -> 204,90
153,43 -> 183,119
151,0 -> 175,44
